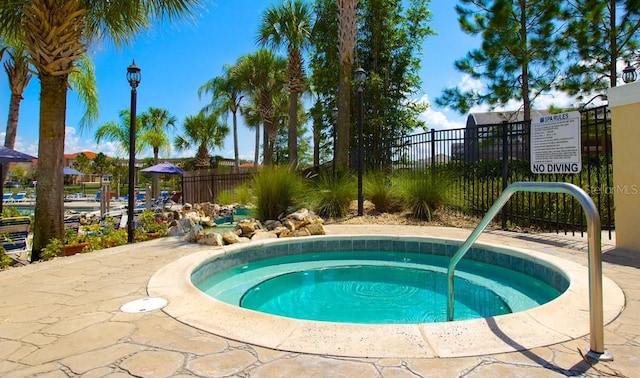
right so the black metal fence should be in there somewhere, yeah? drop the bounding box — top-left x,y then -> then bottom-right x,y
386,106 -> 613,237
183,170 -> 253,204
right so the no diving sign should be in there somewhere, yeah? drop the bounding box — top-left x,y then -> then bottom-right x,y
530,111 -> 581,174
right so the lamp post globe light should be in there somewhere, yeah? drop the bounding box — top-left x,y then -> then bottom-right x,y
622,61 -> 637,84
127,60 -> 141,243
355,66 -> 366,216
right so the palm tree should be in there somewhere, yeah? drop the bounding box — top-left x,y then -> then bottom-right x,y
95,110 -> 145,156
1,42 -> 31,186
198,64 -> 245,173
235,49 -> 287,166
336,0 -> 358,171
0,0 -> 201,259
257,0 -> 313,169
138,107 -> 176,199
240,100 -> 263,171
3,43 -> 98,181
95,109 -> 144,199
2,46 -> 31,145
68,54 -> 99,130
174,112 -> 229,168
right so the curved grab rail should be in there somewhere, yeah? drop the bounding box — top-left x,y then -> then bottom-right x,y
446,182 -> 611,360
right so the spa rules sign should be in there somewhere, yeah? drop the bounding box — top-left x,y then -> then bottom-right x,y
530,111 -> 582,174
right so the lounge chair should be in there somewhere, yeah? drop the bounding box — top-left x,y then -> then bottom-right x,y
12,192 -> 26,202
3,192 -> 13,202
135,191 -> 146,203
0,216 -> 31,255
63,216 -> 81,234
169,191 -> 182,204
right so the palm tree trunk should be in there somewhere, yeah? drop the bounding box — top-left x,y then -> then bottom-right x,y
288,91 -> 298,169
254,124 -> 260,171
233,110 -> 240,173
152,147 -> 159,200
2,93 -> 22,182
336,0 -> 358,171
263,121 -> 273,166
32,74 -> 68,259
5,93 -> 21,149
336,64 -> 352,170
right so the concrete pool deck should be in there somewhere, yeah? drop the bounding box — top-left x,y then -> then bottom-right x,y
0,225 -> 638,377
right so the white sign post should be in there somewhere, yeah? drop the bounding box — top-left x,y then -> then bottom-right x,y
531,111 -> 582,174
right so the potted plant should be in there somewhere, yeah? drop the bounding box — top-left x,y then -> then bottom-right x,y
63,228 -> 90,256
137,210 -> 168,238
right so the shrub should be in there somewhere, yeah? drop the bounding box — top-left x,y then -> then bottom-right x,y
235,184 -> 253,205
137,210 -> 168,234
364,171 -> 403,213
251,166 -> 304,221
41,238 -> 64,261
0,247 -> 11,269
216,190 -> 234,205
306,172 -> 355,218
396,169 -> 452,221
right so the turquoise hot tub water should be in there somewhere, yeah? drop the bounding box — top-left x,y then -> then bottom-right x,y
193,238 -> 568,324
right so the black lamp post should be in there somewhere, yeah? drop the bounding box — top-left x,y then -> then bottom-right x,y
331,106 -> 339,177
355,66 -> 366,216
622,61 -> 637,84
127,60 -> 141,243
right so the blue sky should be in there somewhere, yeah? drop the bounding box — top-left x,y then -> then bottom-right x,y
0,0 -> 579,161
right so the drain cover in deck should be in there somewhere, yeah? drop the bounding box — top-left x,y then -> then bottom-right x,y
120,297 -> 167,313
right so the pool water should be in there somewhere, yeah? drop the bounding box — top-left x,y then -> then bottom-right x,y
196,250 -> 562,324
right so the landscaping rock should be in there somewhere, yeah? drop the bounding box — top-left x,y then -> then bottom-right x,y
222,231 -> 241,244
197,232 -> 223,246
251,230 -> 277,240
289,208 -> 310,221
237,219 -> 261,238
305,223 -> 326,235
293,228 -> 312,237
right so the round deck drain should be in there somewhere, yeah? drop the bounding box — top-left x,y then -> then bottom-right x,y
120,297 -> 167,313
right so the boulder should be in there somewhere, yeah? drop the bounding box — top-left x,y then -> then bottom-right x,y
305,223 -> 326,235
222,231 -> 241,244
251,230 -> 278,240
289,208 -> 310,221
197,232 -> 223,246
237,219 -> 261,237
271,226 -> 290,237
283,218 -> 303,232
293,228 -> 312,237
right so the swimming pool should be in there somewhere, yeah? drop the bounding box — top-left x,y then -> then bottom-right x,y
195,249 -> 564,324
148,231 -> 625,358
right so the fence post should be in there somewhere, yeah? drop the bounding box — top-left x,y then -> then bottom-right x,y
501,121 -> 508,230
430,129 -> 436,167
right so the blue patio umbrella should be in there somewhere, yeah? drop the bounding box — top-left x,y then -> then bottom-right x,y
0,146 -> 35,164
63,166 -> 84,175
0,146 -> 36,213
140,162 -> 183,175
141,162 -> 183,199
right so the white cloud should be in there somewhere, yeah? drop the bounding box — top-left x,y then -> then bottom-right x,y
417,94 -> 466,131
451,75 -> 589,114
458,74 -> 484,92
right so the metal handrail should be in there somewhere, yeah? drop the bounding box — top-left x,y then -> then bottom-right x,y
446,182 -> 612,360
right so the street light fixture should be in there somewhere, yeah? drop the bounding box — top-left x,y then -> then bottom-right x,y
331,106 -> 338,176
354,66 -> 366,216
622,61 -> 637,84
127,60 -> 141,243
